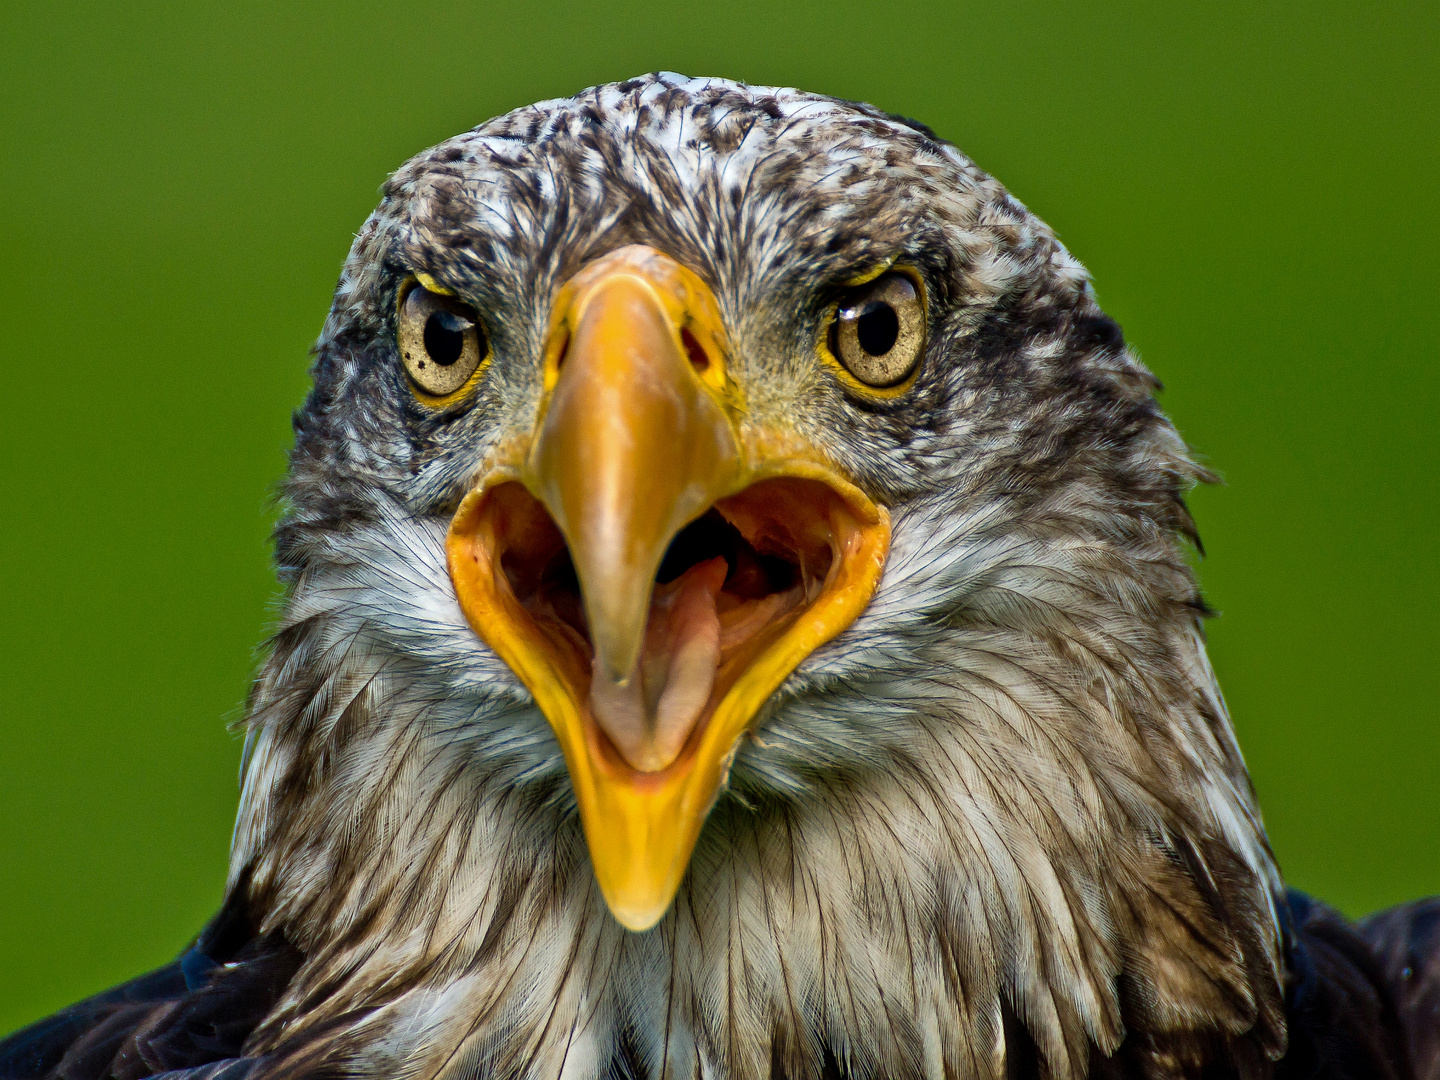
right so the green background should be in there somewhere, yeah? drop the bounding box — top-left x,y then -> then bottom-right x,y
1,0 -> 1436,1034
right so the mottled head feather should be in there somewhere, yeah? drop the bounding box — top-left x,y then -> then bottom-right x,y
230,74 -> 1284,1080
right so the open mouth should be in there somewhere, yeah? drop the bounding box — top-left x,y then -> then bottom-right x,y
442,244 -> 891,930
465,477 -> 849,778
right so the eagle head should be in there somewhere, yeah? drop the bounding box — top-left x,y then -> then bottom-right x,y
229,74 -> 1285,1080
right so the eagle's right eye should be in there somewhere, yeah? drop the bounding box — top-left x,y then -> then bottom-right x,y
398,282 -> 489,399
826,270 -> 926,391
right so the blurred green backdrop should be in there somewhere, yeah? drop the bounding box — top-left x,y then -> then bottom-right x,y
1,0 -> 1436,1034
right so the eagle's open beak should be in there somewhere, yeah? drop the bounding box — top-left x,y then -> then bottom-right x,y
447,245 -> 890,929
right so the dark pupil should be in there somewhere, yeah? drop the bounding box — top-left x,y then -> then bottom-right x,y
423,310 -> 468,366
856,302 -> 899,356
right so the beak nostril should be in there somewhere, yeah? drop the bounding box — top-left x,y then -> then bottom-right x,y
681,328 -> 710,373
553,330 -> 571,372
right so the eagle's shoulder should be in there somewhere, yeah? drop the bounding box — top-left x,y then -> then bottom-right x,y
1275,889 -> 1432,1080
0,894 -> 301,1080
1360,895 -> 1440,1080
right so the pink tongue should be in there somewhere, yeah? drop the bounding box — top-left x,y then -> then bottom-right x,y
589,557 -> 727,772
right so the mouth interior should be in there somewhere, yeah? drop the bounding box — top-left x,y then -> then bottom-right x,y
486,479 -> 841,775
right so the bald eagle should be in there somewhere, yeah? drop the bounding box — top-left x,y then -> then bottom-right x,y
3,75 -> 1436,1080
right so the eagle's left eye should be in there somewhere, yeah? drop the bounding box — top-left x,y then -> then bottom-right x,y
828,271 -> 926,389
398,283 -> 489,398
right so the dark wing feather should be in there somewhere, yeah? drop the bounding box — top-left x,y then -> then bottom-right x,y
1362,898 -> 1440,1080
0,891 -> 302,1080
0,961 -> 191,1080
1274,890 -> 1413,1080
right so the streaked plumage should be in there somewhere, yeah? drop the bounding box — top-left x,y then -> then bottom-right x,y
3,73 -> 1435,1080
